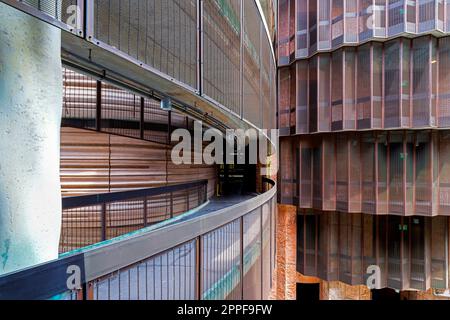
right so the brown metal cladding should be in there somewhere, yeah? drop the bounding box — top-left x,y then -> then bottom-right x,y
279,36 -> 450,135
278,131 -> 450,217
297,210 -> 449,292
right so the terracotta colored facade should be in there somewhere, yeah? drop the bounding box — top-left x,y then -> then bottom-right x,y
272,204 -> 372,300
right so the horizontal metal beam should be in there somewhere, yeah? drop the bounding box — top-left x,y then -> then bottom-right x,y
0,0 -> 84,36
62,180 -> 208,209
0,253 -> 86,300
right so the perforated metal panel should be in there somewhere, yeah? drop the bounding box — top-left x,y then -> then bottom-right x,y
90,240 -> 197,300
243,208 -> 262,300
7,0 -> 84,35
297,211 -> 450,291
201,219 -> 242,300
203,0 -> 241,114
281,131 -> 450,216
278,0 -> 450,63
279,36 -> 450,134
243,0 -> 262,127
92,0 -> 198,89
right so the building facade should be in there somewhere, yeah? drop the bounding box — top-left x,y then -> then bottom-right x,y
0,0 -> 278,301
278,0 -> 450,298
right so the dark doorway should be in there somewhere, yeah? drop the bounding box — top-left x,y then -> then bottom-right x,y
218,143 -> 257,196
371,288 -> 400,301
296,283 -> 320,302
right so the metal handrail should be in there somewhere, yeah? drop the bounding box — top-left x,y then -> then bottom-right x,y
0,180 -> 277,300
62,180 -> 208,209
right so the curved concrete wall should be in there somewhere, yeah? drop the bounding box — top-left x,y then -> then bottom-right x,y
0,3 -> 62,275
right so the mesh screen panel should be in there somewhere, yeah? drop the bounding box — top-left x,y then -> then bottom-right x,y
280,131 -> 450,216
298,211 -> 450,291
203,0 -> 241,115
93,0 -> 197,88
278,0 -> 450,62
279,36 -> 450,134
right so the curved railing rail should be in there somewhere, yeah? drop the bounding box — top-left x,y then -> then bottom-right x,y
62,67 -> 192,145
0,180 -> 277,300
60,180 -> 208,253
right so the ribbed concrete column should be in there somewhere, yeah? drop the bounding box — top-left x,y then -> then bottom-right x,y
0,3 -> 62,275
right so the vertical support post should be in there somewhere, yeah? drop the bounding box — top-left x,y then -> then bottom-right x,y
260,206 -> 264,299
167,110 -> 172,144
403,131 -> 407,216
76,0 -> 85,37
424,217 -> 432,290
170,192 -> 174,218
81,283 -> 87,300
197,0 -> 203,94
195,236 -> 202,300
143,196 -> 148,227
101,203 -> 107,241
400,216 -> 405,288
140,97 -> 145,140
269,199 -> 273,289
375,133 -> 379,214
81,282 -> 93,300
85,0 -> 95,40
96,80 -> 102,132
187,189 -> 190,211
447,217 -> 450,289
240,0 -> 244,118
240,216 -> 244,300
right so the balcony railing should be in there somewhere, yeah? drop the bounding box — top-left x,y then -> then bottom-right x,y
60,180 -> 208,253
0,179 -> 277,300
